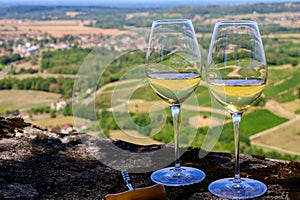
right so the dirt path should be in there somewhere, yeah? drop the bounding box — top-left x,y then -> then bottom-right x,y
81,79 -> 140,105
0,64 -> 13,79
251,140 -> 300,156
265,100 -> 296,119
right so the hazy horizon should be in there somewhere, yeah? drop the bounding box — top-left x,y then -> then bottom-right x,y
1,0 -> 299,8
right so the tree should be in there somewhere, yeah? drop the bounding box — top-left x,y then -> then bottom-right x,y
291,59 -> 298,67
49,83 -> 59,93
50,110 -> 57,118
62,104 -> 73,116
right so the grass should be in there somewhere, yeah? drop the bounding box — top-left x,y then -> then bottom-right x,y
109,129 -> 163,145
180,109 -> 228,121
95,92 -> 113,109
190,85 -> 212,107
15,60 -> 40,70
181,109 -> 202,119
102,80 -> 140,92
11,73 -> 76,80
0,90 -> 60,112
280,99 -> 300,114
265,66 -> 300,103
30,115 -> 90,128
208,109 -> 288,152
241,109 -> 288,137
251,117 -> 300,153
130,85 -> 159,101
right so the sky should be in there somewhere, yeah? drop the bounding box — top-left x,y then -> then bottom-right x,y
1,0 -> 299,7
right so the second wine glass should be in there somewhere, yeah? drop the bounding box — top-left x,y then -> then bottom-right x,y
145,19 -> 205,186
206,20 -> 267,199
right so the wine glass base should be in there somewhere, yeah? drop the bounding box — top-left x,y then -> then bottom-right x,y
151,167 -> 205,187
208,177 -> 267,199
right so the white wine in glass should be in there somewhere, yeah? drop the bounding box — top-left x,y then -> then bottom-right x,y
206,20 -> 267,199
146,19 -> 205,186
147,72 -> 201,105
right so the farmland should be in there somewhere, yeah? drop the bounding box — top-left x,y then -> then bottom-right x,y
0,2 -> 299,160
31,115 -> 90,129
0,90 -> 60,112
250,116 -> 300,155
0,19 -> 123,37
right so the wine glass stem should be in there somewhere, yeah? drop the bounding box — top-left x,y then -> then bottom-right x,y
232,113 -> 242,184
171,105 -> 181,171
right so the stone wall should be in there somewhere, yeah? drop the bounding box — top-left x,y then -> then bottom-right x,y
0,117 -> 299,199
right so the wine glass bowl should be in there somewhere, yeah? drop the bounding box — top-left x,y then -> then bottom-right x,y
146,19 -> 205,186
206,20 -> 267,199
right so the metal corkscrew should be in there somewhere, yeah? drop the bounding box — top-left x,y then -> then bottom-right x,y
121,170 -> 134,191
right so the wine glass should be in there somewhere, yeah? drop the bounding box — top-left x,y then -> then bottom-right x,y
206,20 -> 267,199
145,19 -> 205,186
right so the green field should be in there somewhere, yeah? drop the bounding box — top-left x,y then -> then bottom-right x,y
0,90 -> 60,113
209,109 -> 288,152
102,80 -> 140,92
265,66 -> 300,103
30,115 -> 90,128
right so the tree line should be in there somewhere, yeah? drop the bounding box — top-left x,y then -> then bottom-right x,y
41,48 -> 91,74
0,54 -> 21,66
0,76 -> 74,98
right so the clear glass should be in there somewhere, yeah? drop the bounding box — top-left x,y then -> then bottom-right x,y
145,19 -> 205,186
206,20 -> 267,199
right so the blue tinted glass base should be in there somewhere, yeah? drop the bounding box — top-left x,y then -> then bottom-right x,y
151,166 -> 205,187
208,177 -> 267,199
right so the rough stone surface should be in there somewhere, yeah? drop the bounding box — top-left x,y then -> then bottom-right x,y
0,117 -> 299,200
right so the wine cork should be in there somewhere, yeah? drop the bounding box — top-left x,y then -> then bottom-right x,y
105,184 -> 166,200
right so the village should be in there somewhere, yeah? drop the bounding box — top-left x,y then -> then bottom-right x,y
0,19 -> 149,134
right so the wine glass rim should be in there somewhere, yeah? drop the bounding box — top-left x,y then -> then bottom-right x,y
216,19 -> 257,25
154,19 -> 191,24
